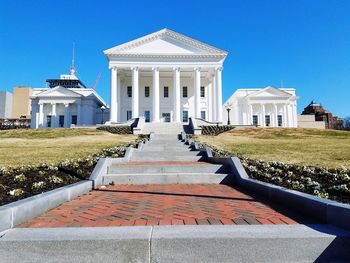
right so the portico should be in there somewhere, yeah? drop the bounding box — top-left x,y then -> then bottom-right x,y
104,29 -> 227,124
30,85 -> 107,129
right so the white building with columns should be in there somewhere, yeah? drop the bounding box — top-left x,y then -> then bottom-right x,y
104,28 -> 227,124
223,86 -> 298,128
30,73 -> 108,129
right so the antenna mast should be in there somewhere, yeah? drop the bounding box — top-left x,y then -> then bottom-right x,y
70,42 -> 76,75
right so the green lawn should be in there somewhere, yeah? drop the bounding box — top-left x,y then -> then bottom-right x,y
0,128 -> 136,167
198,128 -> 350,169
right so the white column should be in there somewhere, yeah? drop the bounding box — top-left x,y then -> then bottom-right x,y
249,103 -> 253,125
38,103 -> 44,128
173,67 -> 181,122
283,104 -> 287,127
208,82 -> 212,122
77,103 -> 81,125
274,104 -> 278,127
194,67 -> 201,118
131,67 -> 139,119
51,103 -> 57,128
293,102 -> 298,128
261,104 -> 265,127
117,76 -> 121,122
215,67 -> 223,123
152,67 -> 160,122
287,103 -> 293,128
110,67 -> 118,123
64,103 -> 70,128
211,74 -> 216,122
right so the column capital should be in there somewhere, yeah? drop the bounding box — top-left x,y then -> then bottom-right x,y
109,66 -> 117,70
64,103 -> 70,107
131,66 -> 139,71
152,66 -> 159,71
215,66 -> 223,71
51,102 -> 56,106
38,102 -> 44,106
173,67 -> 180,71
194,67 -> 201,71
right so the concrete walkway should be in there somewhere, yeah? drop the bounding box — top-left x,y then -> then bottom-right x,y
5,134 -> 350,262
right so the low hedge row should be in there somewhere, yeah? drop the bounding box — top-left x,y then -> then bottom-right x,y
0,137 -> 145,206
200,125 -> 235,136
97,125 -> 132,134
195,141 -> 350,204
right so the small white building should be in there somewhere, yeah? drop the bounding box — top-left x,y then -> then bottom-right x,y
223,86 -> 298,128
104,28 -> 227,124
30,72 -> 108,128
0,90 -> 13,119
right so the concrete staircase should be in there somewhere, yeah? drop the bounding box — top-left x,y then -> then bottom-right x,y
141,123 -> 184,134
102,134 -> 230,185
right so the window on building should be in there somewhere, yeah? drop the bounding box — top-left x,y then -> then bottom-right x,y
145,86 -> 150,98
144,111 -> 150,123
71,115 -> 77,125
182,111 -> 189,122
201,111 -> 206,120
47,115 -> 52,128
200,86 -> 205,98
278,115 -> 283,127
164,86 -> 169,98
127,86 -> 132,97
127,110 -> 132,120
265,115 -> 271,127
182,86 -> 188,98
253,115 -> 258,126
59,115 -> 64,127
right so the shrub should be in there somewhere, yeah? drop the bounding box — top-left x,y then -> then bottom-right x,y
97,126 -> 132,134
200,125 -> 235,136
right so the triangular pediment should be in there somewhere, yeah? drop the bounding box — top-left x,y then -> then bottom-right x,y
104,28 -> 227,57
247,86 -> 293,98
35,86 -> 82,98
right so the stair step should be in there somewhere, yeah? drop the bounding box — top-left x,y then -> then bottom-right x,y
108,163 -> 228,174
132,151 -> 202,156
103,173 -> 229,185
129,155 -> 205,162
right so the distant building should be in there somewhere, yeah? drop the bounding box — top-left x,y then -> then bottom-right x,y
297,114 -> 325,129
12,87 -> 32,119
0,91 -> 13,119
30,68 -> 108,129
223,86 -> 298,128
301,101 -> 343,129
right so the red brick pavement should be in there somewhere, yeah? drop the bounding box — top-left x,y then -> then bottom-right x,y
19,184 -> 315,228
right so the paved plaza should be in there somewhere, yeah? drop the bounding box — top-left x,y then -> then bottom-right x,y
19,184 -> 316,228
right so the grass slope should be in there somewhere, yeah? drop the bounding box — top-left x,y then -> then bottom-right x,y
0,128 -> 136,167
198,128 -> 350,169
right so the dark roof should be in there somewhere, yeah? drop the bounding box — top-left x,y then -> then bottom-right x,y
46,79 -> 87,89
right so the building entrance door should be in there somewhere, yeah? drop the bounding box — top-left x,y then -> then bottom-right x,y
162,113 -> 171,122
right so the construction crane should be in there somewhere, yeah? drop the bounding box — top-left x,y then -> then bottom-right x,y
92,71 -> 102,90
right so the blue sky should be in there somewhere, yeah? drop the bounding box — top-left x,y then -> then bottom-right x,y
0,0 -> 349,117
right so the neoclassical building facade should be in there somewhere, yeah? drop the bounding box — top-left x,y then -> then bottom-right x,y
223,86 -> 298,128
30,73 -> 108,129
104,28 -> 227,124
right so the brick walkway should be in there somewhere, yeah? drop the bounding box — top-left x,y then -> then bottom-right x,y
19,184 -> 316,227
